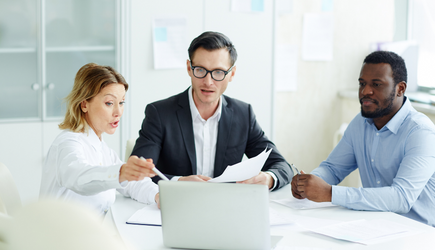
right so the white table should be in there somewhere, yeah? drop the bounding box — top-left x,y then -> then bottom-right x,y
111,185 -> 435,250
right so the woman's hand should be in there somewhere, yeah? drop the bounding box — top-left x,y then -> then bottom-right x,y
119,156 -> 156,183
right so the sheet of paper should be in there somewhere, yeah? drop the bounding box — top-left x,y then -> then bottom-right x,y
275,0 -> 293,15
274,44 -> 298,92
269,207 -> 294,226
126,204 -> 161,226
152,17 -> 188,69
273,198 -> 336,210
127,203 -> 284,227
275,246 -> 331,250
301,13 -> 334,61
208,148 -> 272,183
231,0 -> 264,12
309,219 -> 418,245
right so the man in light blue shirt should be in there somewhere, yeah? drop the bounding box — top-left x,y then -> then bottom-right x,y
292,51 -> 435,226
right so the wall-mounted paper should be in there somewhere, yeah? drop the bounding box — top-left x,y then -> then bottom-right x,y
153,17 -> 188,69
274,44 -> 298,92
275,0 -> 293,15
231,0 -> 264,12
301,13 -> 334,61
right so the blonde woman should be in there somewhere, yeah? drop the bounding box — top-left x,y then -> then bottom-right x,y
40,63 -> 159,215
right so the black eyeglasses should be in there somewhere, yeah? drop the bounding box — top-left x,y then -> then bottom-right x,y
190,62 -> 234,81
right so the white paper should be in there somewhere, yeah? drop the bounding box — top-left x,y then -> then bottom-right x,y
231,0 -> 264,12
127,203 -> 284,227
301,13 -> 334,61
274,44 -> 298,92
269,207 -> 294,226
275,246 -> 331,250
153,17 -> 188,69
273,198 -> 336,210
275,0 -> 293,15
126,204 -> 161,226
208,148 -> 272,183
309,219 -> 418,245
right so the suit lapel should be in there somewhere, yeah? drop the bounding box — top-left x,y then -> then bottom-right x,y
176,89 -> 197,175
214,96 -> 232,177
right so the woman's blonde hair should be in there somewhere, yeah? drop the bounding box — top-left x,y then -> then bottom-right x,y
59,63 -> 128,133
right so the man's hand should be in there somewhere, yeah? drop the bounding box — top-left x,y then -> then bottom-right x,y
237,171 -> 274,189
119,156 -> 156,183
292,171 -> 332,202
178,175 -> 211,182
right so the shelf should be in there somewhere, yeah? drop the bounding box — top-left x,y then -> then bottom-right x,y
46,46 -> 115,52
0,48 -> 36,53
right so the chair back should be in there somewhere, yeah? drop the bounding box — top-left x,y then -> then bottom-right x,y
0,162 -> 22,215
7,199 -> 129,250
124,138 -> 137,161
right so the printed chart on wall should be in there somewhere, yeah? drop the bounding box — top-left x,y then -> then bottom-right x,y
152,17 -> 188,69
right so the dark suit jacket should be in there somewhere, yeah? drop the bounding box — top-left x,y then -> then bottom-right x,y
131,88 -> 292,190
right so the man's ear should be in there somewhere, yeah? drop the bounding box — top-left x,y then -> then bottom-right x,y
228,65 -> 236,82
186,60 -> 192,75
397,81 -> 407,97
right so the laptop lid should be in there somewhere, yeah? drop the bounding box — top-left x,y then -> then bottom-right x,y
159,181 -> 271,250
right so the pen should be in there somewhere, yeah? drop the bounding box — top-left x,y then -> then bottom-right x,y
291,164 -> 301,175
140,156 -> 170,181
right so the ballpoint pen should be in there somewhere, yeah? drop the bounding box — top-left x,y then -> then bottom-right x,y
291,164 -> 301,175
140,156 -> 170,181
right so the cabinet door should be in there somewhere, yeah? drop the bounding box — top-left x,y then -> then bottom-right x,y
0,0 -> 39,120
44,0 -> 117,119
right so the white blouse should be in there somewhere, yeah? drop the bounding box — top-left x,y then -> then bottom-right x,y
40,128 -> 158,215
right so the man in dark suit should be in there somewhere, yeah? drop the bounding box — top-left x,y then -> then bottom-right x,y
132,31 -> 292,191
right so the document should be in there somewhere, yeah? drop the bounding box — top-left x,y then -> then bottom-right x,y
273,197 -> 336,210
301,13 -> 334,61
208,148 -> 272,183
269,207 -> 294,226
127,203 -> 285,227
309,219 -> 418,245
126,204 -> 161,226
274,44 -> 298,92
152,17 -> 188,69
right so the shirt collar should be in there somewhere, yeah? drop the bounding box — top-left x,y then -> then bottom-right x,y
86,126 -> 103,151
365,97 -> 411,134
188,86 -> 222,122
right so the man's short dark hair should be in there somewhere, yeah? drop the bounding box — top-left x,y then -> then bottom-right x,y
188,31 -> 237,66
363,51 -> 407,85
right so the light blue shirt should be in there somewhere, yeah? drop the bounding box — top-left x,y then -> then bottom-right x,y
312,97 -> 435,226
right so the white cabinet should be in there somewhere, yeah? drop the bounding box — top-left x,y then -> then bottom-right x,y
0,0 -> 123,204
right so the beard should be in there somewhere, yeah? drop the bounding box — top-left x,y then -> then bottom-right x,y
360,88 -> 396,119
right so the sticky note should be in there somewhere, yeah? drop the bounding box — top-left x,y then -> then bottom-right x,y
321,0 -> 334,12
251,0 -> 264,12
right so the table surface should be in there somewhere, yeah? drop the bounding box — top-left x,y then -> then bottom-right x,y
111,184 -> 435,250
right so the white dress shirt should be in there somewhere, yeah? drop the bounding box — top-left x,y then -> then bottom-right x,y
188,86 -> 222,177
40,128 -> 158,215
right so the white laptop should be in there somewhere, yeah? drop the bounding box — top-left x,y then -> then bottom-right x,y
159,181 -> 275,250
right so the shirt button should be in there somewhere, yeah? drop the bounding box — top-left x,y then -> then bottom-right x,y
377,181 -> 380,184
376,133 -> 379,136
371,159 -> 374,162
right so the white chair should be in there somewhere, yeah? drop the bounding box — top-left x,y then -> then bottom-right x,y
124,138 -> 137,161
0,162 -> 22,215
0,196 -> 13,250
7,199 -> 130,250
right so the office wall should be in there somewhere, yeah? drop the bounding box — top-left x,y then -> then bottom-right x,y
273,0 -> 395,173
